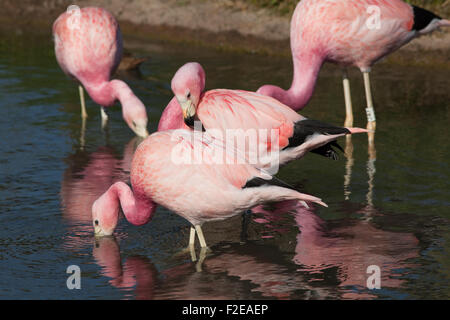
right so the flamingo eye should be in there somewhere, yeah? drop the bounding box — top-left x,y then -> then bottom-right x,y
187,92 -> 191,99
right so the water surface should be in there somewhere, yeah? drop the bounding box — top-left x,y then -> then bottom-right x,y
0,31 -> 449,299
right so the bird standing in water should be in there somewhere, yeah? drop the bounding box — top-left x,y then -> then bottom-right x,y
53,6 -> 149,137
92,129 -> 328,249
257,0 -> 450,137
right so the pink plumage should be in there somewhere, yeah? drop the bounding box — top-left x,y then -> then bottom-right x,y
158,97 -> 189,131
162,62 -> 367,171
53,6 -> 149,137
256,0 -> 449,130
92,129 -> 327,248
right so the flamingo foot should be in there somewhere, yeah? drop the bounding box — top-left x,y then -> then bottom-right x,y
195,247 -> 209,272
367,121 -> 376,143
172,244 -> 197,261
344,116 -> 354,128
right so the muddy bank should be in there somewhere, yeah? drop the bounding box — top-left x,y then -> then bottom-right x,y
0,0 -> 449,63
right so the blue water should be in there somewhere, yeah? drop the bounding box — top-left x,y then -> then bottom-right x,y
0,31 -> 449,299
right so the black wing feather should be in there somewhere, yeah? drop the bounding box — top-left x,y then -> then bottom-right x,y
310,141 -> 343,160
412,5 -> 441,31
284,119 -> 349,160
243,176 -> 296,191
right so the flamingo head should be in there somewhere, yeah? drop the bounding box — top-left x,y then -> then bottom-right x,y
122,102 -> 149,138
171,62 -> 206,127
92,191 -> 120,237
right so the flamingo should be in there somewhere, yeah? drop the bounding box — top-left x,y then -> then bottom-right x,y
92,129 -> 328,249
256,0 -> 450,134
159,62 -> 367,171
53,6 -> 149,137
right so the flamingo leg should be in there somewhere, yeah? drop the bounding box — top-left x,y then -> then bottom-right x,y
195,247 -> 208,272
363,72 -> 376,140
343,135 -> 354,201
79,85 -> 88,119
189,226 -> 196,247
100,106 -> 109,129
342,70 -> 353,128
194,225 -> 208,248
171,226 -> 197,261
80,116 -> 86,151
189,245 -> 197,262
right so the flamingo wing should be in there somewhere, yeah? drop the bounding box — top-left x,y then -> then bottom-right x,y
53,7 -> 122,85
294,0 -> 415,69
197,89 -> 304,150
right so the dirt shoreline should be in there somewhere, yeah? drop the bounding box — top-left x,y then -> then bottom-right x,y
1,0 -> 449,61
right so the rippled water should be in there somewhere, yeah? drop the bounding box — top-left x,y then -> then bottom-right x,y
0,31 -> 449,300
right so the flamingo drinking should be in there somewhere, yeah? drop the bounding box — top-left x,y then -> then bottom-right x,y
92,129 -> 327,249
159,62 -> 367,171
256,0 -> 450,135
53,6 -> 149,137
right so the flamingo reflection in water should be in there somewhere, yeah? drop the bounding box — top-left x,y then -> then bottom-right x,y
253,136 -> 417,298
91,197 -> 418,299
252,198 -> 419,298
343,134 -> 376,217
93,237 -> 158,300
93,235 -> 337,299
60,137 -> 141,245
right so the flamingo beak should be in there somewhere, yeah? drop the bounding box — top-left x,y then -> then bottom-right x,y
131,119 -> 149,138
94,225 -> 102,235
94,225 -> 113,237
133,125 -> 149,138
178,98 -> 196,126
93,218 -> 112,237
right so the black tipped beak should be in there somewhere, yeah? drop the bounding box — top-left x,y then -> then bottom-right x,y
184,115 -> 196,129
184,116 -> 206,131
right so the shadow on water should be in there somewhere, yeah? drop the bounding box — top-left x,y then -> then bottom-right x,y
0,31 -> 449,299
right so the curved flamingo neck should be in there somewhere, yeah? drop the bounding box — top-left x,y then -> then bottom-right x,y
157,97 -> 187,131
110,181 -> 156,226
109,80 -> 146,112
285,52 -> 324,110
83,79 -> 145,111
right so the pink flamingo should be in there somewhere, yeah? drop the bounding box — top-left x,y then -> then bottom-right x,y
256,0 -> 450,133
92,129 -> 328,248
160,62 -> 367,171
53,6 -> 149,137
